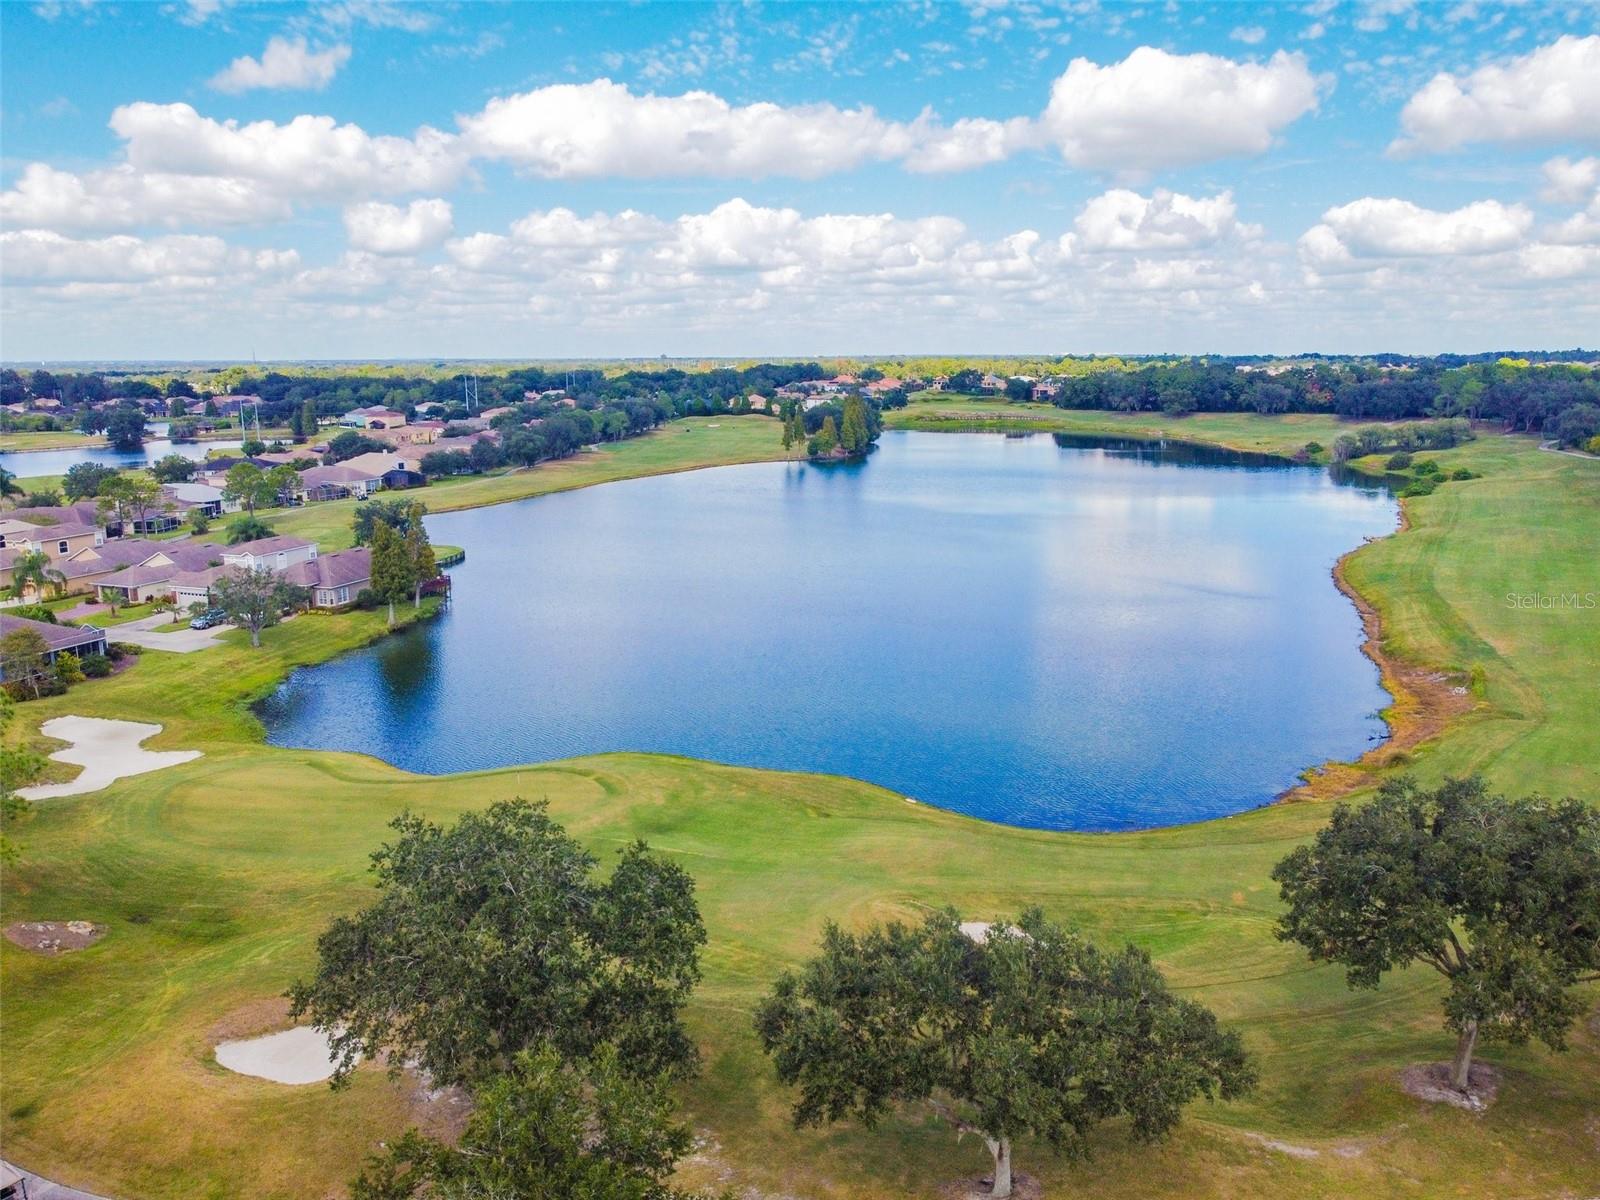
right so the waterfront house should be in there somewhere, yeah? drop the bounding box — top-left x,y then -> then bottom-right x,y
0,613 -> 108,677
92,541 -> 224,605
284,547 -> 371,608
297,463 -> 383,502
335,452 -> 428,491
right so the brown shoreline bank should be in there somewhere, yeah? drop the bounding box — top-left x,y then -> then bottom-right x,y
1279,502 -> 1475,805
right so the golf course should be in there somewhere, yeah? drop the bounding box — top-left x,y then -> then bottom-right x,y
2,410 -> 1597,1198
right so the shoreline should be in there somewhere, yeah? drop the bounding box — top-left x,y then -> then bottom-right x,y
1278,502 -> 1475,804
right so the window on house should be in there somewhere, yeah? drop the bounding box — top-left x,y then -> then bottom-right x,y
58,540 -> 69,554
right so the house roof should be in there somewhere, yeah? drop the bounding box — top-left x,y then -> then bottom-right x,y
96,561 -> 186,590
169,565 -> 229,588
299,464 -> 380,487
162,483 -> 225,503
285,547 -> 371,590
0,613 -> 106,652
10,522 -> 101,544
2,501 -> 104,528
221,535 -> 315,558
338,451 -> 422,477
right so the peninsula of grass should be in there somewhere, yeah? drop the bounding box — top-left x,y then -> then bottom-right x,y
2,413 -> 1596,1199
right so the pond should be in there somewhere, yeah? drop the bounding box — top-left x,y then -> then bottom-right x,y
0,431 -> 244,480
259,431 -> 1399,831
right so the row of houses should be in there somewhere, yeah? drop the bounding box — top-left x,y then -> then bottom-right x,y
1,505 -> 373,611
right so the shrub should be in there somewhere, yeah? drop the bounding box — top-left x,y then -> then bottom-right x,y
188,509 -> 211,534
1385,452 -> 1412,469
107,641 -> 142,660
1413,458 -> 1442,476
1398,476 -> 1438,498
1450,467 -> 1478,481
9,604 -> 58,624
1302,441 -> 1324,455
54,651 -> 85,685
1586,435 -> 1600,456
352,588 -> 380,610
79,653 -> 112,678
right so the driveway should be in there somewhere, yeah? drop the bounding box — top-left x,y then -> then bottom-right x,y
103,613 -> 228,653
1,1159 -> 114,1200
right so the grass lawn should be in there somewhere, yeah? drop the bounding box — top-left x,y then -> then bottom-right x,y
2,415 -> 1596,1199
1,430 -> 108,452
252,416 -> 786,551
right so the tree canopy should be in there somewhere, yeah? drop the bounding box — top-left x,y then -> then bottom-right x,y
1274,775 -> 1600,1092
348,1045 -> 719,1200
211,565 -> 303,647
755,908 -> 1255,1197
288,798 -> 706,1092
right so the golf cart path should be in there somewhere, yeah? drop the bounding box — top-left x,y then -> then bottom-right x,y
1,1159 -> 113,1200
17,716 -> 200,800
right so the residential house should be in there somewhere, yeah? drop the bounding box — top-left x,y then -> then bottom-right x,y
285,547 -> 371,609
0,613 -> 108,678
979,374 -> 1006,394
170,566 -> 231,612
221,535 -> 317,575
0,518 -> 105,560
334,452 -> 428,491
339,405 -> 408,430
371,420 -> 444,446
297,463 -> 383,502
92,541 -> 224,605
161,482 -> 233,520
1031,379 -> 1062,402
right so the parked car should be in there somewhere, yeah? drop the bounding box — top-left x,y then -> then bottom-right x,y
189,608 -> 228,629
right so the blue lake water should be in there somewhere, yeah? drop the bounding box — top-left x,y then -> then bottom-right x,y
0,431 -> 243,479
259,431 -> 1399,831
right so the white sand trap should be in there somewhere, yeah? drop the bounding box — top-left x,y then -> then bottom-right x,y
215,1026 -> 349,1085
960,921 -> 1025,944
18,716 -> 201,800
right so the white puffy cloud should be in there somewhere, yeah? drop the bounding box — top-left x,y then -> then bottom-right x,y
0,229 -> 297,284
0,162 -> 290,231
903,116 -> 1036,173
1541,155 -> 1600,205
210,36 -> 352,94
1301,198 -> 1533,265
343,198 -> 454,254
1230,25 -> 1267,44
458,79 -> 919,179
1390,35 -> 1600,155
110,102 -> 465,201
1073,189 -> 1261,252
1039,48 -> 1322,171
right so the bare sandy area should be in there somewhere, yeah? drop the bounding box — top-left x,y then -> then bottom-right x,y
214,1026 -> 347,1085
17,716 -> 200,800
4,920 -> 104,954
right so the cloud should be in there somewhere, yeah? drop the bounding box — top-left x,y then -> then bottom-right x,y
1540,155 -> 1600,205
1039,48 -> 1322,171
0,229 -> 296,284
110,102 -> 465,201
903,115 -> 1036,174
210,36 -> 352,94
343,198 -> 454,254
1300,197 -> 1534,267
1390,35 -> 1600,155
1073,189 -> 1261,252
457,79 -> 920,180
0,162 -> 290,231
1230,25 -> 1267,44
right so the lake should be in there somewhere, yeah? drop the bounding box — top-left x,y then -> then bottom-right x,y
0,431 -> 244,479
259,431 -> 1399,831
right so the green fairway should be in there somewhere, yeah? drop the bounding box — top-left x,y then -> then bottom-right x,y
1,430 -> 110,453
2,413 -> 1596,1199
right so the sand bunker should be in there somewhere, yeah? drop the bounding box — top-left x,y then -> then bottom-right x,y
18,716 -> 200,800
215,1026 -> 348,1085
4,920 -> 104,954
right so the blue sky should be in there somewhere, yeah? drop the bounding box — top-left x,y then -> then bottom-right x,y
1,1 -> 1597,360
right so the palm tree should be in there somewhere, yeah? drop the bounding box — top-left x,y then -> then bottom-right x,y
0,467 -> 23,508
8,549 -> 67,600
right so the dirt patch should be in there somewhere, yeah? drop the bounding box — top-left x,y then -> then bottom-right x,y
1280,507 -> 1476,805
402,1070 -> 474,1143
4,919 -> 104,954
1399,1061 -> 1501,1111
207,996 -> 294,1044
937,1174 -> 1042,1200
